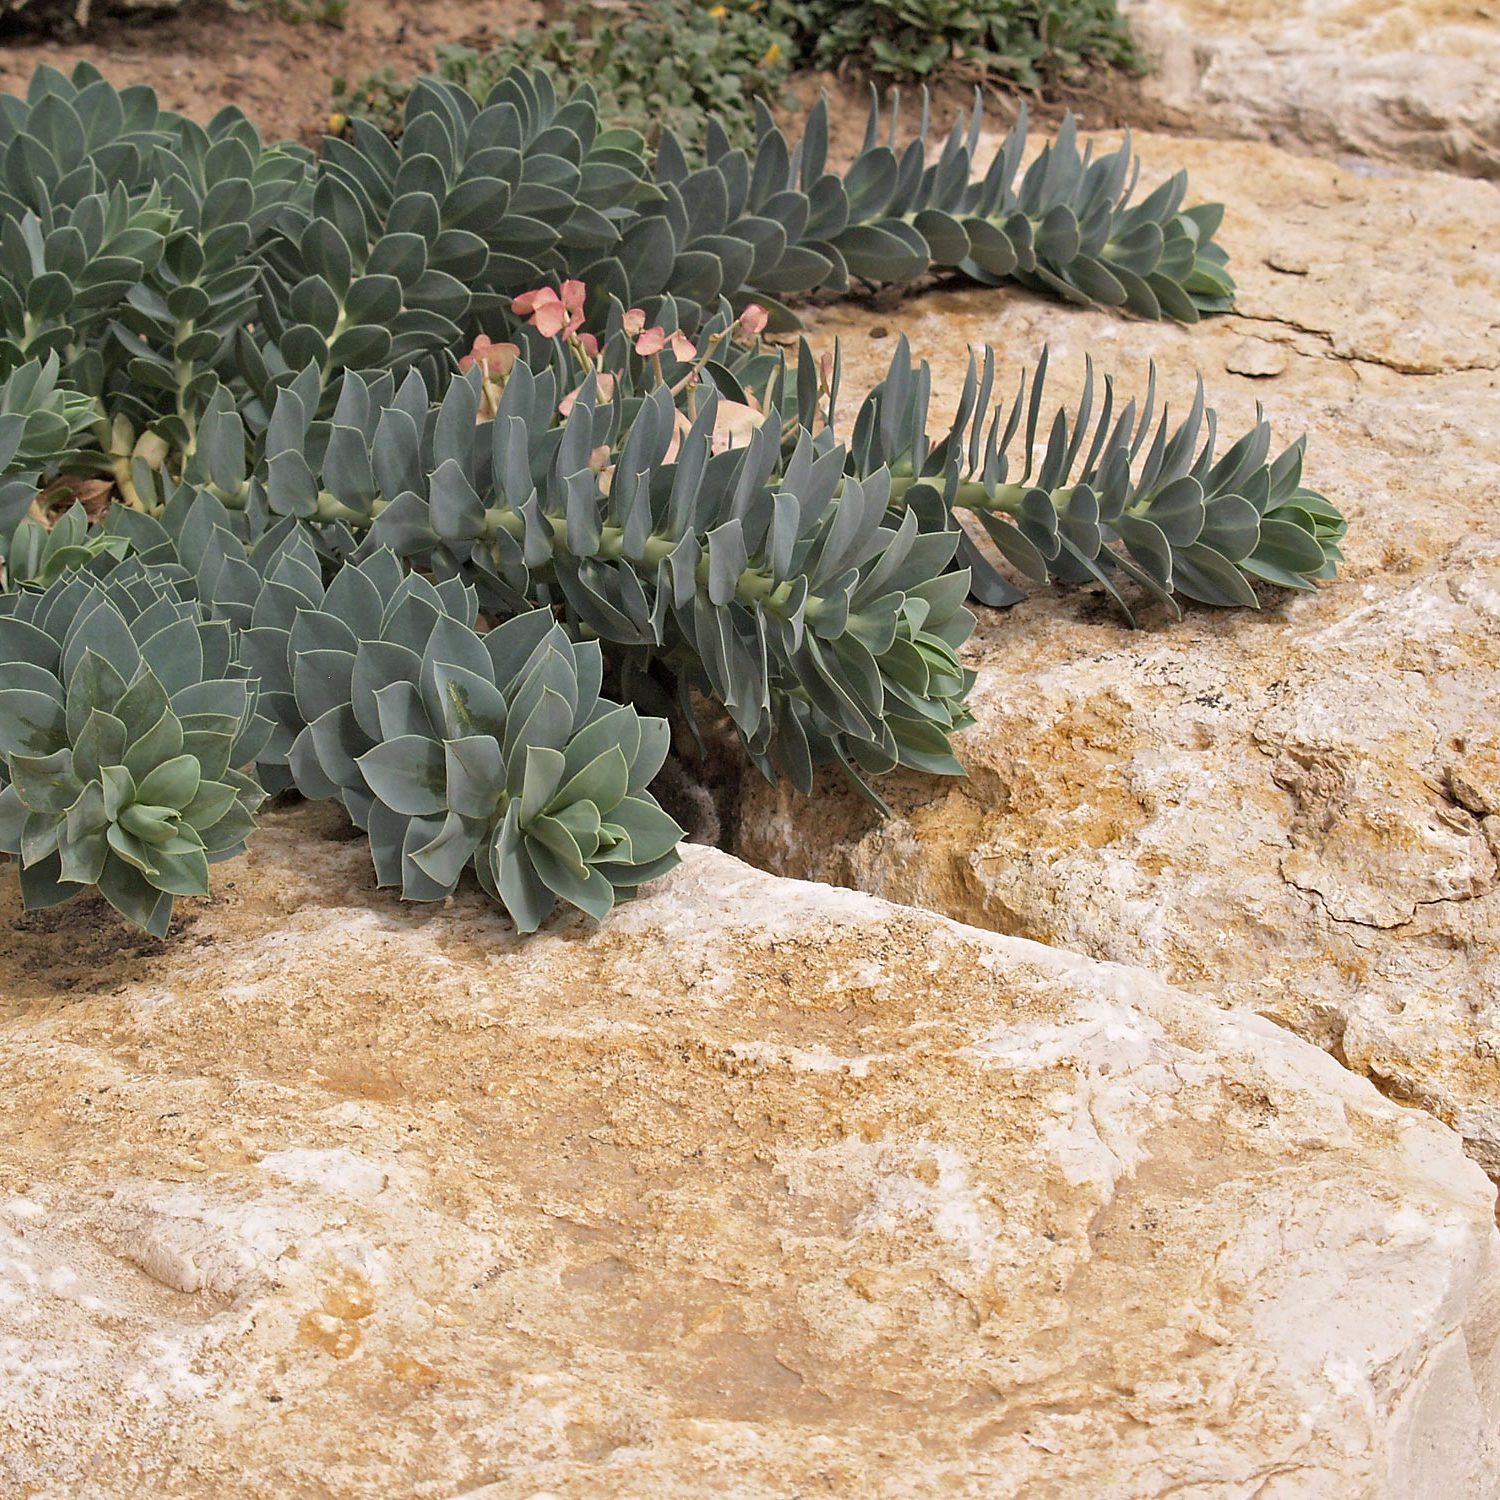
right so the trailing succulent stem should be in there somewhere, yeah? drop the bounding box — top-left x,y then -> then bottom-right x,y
0,60 -> 1230,494
643,96 -> 1234,334
164,333 -> 1336,791
13,333 -> 1345,807
853,342 -> 1344,619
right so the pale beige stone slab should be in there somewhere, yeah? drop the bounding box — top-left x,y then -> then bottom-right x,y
1123,0 -> 1500,177
1,807 -> 1497,1496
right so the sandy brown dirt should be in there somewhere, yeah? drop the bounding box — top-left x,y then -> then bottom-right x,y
0,0 -> 544,146
0,0 -> 1161,150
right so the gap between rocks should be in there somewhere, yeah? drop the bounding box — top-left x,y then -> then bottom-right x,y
703,740 -> 1500,1212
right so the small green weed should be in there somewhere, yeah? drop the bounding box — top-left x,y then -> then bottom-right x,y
770,0 -> 1140,84
270,0 -> 348,24
334,0 -> 792,153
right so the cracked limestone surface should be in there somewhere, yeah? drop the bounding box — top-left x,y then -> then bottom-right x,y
1,807 -> 1499,1497
738,133 -> 1500,1177
1121,0 -> 1500,178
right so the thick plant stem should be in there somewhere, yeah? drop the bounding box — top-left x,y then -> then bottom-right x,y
97,407 -> 148,511
112,456 -> 150,513
885,473 -> 1059,517
474,506 -> 829,622
306,490 -> 834,624
196,469 -> 1050,620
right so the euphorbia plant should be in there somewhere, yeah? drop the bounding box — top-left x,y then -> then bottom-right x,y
0,61 -> 1236,493
0,62 -> 1349,938
0,561 -> 268,934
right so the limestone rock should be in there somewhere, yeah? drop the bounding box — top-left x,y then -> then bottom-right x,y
741,134 -> 1500,1176
1,808 -> 1498,1496
1122,0 -> 1500,177
1224,334 -> 1287,378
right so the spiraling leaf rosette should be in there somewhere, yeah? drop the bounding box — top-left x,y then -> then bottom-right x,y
0,562 -> 270,935
275,548 -> 684,932
0,354 -> 98,536
0,355 -> 95,473
1,500 -> 131,592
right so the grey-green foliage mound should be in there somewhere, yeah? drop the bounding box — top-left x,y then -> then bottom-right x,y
224,519 -> 684,931
335,0 -> 1139,153
335,1 -> 795,159
0,62 -> 1348,937
230,359 -> 978,796
280,549 -> 685,931
0,58 -> 1231,472
773,0 -> 1138,85
0,492 -> 692,935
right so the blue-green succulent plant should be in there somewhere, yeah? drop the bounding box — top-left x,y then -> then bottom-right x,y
0,59 -> 1351,939
0,561 -> 269,934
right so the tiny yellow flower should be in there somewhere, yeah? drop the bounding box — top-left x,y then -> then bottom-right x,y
707,4 -> 726,15
760,41 -> 782,65
328,112 -> 348,134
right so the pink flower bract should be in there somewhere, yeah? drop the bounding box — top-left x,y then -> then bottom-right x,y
635,327 -> 697,362
458,335 -> 520,380
511,287 -> 558,317
710,399 -> 766,454
634,326 -> 668,357
558,370 -> 617,416
512,283 -> 586,339
531,301 -> 570,338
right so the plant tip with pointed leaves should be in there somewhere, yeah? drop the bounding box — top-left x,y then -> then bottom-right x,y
0,562 -> 270,935
268,543 -> 685,932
